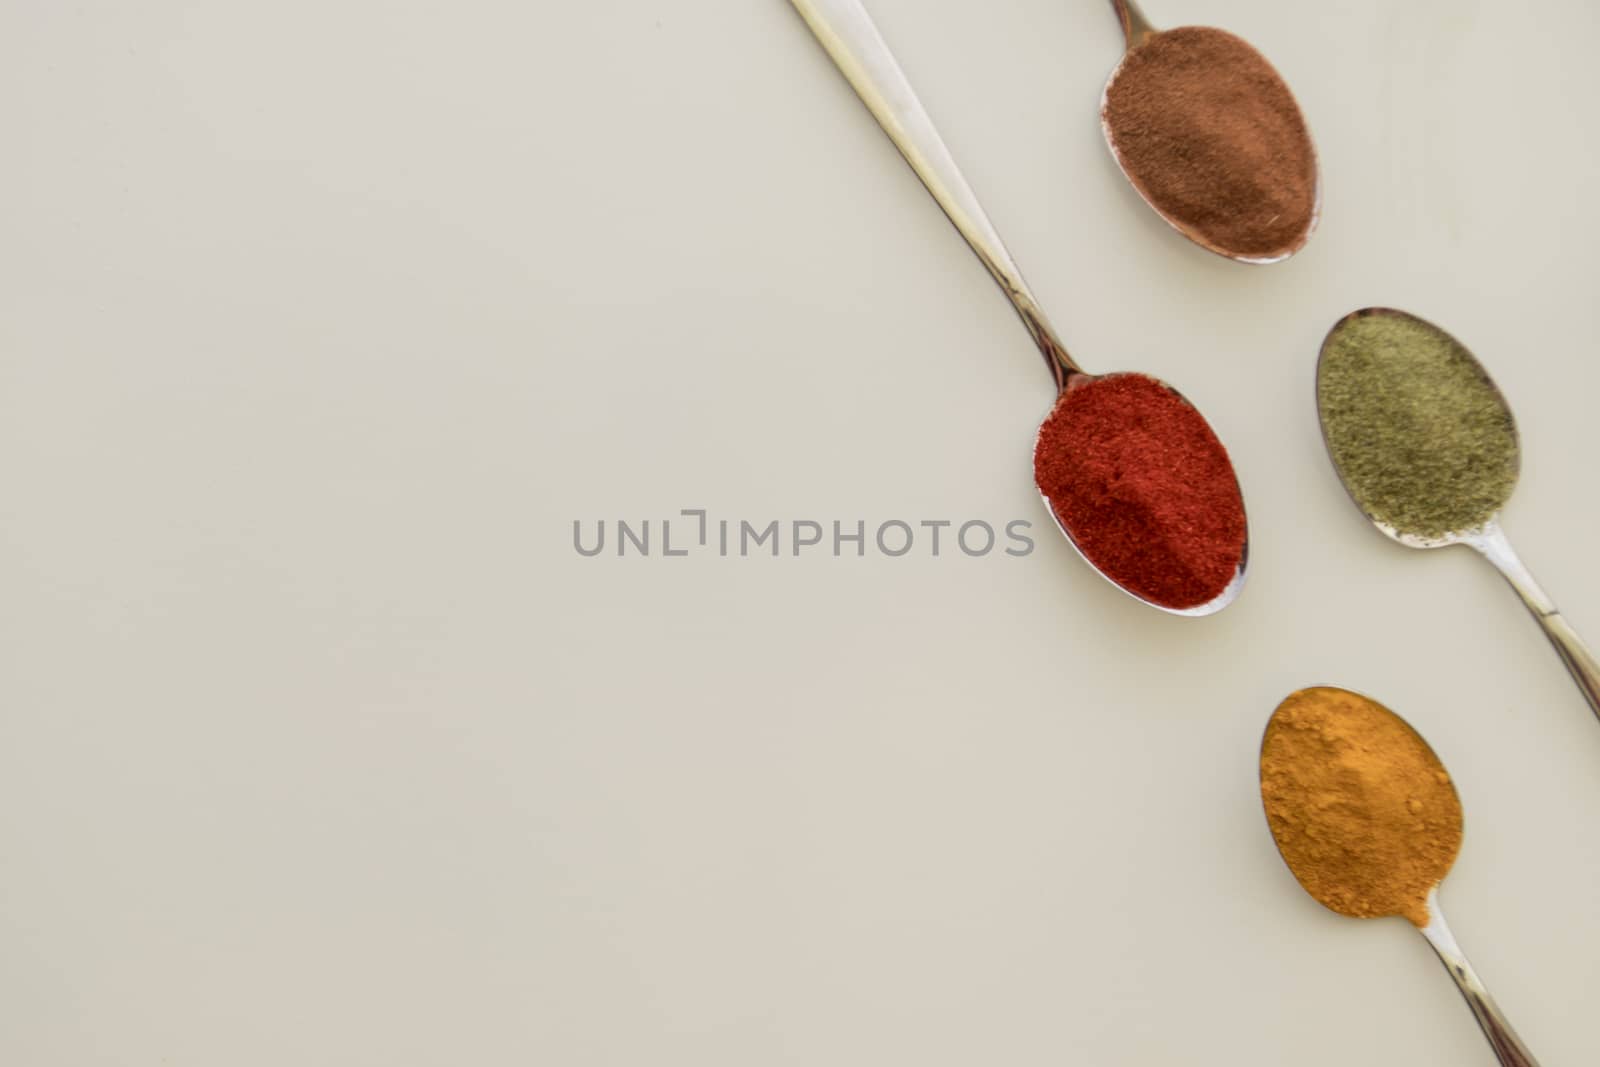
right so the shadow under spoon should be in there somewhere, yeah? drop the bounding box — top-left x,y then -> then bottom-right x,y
1317,307 -> 1600,722
787,0 -> 1246,614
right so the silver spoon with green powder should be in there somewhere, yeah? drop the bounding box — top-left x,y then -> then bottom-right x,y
1317,307 -> 1600,724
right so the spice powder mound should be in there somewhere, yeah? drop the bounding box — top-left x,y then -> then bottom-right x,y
1318,311 -> 1520,540
1033,373 -> 1245,610
1260,687 -> 1463,927
1102,27 -> 1317,258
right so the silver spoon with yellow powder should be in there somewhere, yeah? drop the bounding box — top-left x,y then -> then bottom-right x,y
1261,686 -> 1540,1067
1317,308 -> 1600,723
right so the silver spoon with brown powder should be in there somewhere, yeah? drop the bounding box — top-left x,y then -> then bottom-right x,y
1260,686 -> 1540,1066
1317,307 -> 1600,723
1100,0 -> 1320,262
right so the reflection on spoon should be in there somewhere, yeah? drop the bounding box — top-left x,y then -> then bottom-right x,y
1261,686 -> 1541,1067
787,0 -> 1247,613
1100,0 -> 1319,262
1318,307 -> 1600,724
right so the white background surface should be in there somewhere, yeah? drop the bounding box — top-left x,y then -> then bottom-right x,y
5,1 -> 1599,1064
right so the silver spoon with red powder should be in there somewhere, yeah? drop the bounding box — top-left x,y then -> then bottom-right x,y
1102,0 -> 1320,262
787,0 -> 1248,614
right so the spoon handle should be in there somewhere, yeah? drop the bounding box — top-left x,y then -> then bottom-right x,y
1471,524 -> 1600,725
1418,893 -> 1541,1067
786,0 -> 1080,385
1108,0 -> 1159,49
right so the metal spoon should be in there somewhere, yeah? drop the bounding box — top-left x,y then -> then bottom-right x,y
787,0 -> 1247,615
1101,0 -> 1321,263
1418,888 -> 1539,1067
1260,687 -> 1540,1067
1317,308 -> 1600,723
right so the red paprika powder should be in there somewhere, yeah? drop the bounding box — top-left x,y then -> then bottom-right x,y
1033,373 -> 1246,610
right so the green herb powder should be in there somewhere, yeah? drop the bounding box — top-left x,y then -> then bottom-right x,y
1317,311 -> 1519,540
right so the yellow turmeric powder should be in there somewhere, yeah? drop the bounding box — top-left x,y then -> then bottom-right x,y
1259,687 -> 1462,927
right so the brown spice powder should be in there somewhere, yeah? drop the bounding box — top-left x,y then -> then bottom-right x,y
1259,687 -> 1462,927
1103,27 -> 1317,259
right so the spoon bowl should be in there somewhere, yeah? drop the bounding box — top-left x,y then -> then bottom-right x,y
1317,307 -> 1520,549
1100,0 -> 1320,262
1317,307 -> 1600,721
1033,372 -> 1247,616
